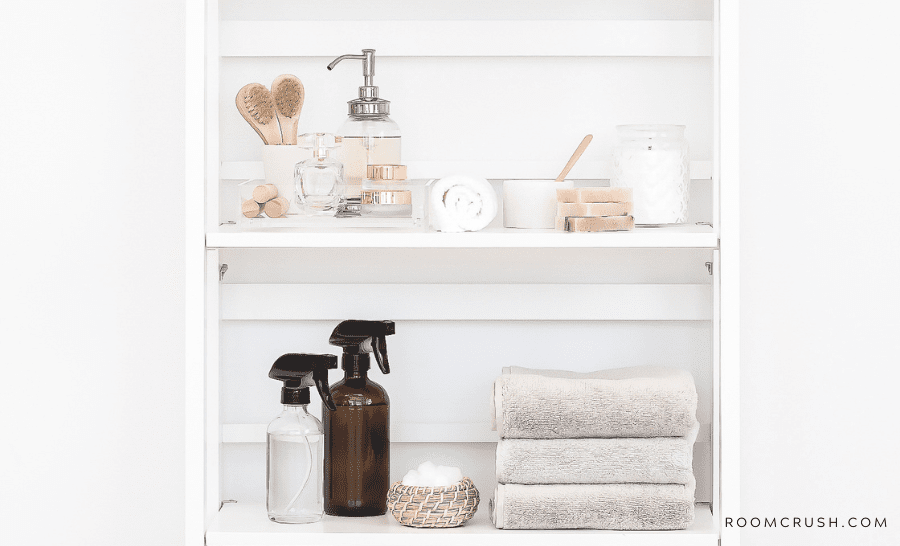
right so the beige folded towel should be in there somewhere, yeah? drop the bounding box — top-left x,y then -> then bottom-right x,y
492,366 -> 698,438
491,481 -> 695,530
496,421 -> 698,484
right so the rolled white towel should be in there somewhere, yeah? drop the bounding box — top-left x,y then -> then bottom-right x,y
429,174 -> 497,232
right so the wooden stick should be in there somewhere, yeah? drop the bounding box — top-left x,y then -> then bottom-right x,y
555,134 -> 593,182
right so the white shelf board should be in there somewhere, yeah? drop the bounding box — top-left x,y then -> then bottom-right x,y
207,502 -> 717,546
207,225 -> 718,249
220,20 -> 712,58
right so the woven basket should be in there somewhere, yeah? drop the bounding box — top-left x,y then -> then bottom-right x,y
387,477 -> 480,528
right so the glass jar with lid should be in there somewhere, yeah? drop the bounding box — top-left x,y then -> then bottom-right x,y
611,124 -> 690,225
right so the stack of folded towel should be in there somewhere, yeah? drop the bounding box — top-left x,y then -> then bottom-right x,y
555,187 -> 635,232
490,365 -> 699,530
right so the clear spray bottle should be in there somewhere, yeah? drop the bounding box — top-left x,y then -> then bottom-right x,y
267,353 -> 338,523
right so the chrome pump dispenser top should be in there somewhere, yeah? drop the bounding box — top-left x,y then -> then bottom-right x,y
327,49 -> 390,116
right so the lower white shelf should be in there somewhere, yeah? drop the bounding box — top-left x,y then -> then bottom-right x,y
207,502 -> 718,546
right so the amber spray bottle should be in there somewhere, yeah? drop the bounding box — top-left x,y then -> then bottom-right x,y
323,320 -> 395,516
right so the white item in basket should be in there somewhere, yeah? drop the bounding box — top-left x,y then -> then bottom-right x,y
402,461 -> 464,486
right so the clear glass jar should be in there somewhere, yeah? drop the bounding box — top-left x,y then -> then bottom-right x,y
611,124 -> 690,225
336,114 -> 401,195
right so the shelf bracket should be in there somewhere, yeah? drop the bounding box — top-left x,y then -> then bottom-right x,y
219,264 -> 228,281
705,261 -> 713,275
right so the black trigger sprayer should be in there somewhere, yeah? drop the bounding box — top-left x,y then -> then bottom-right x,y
323,320 -> 396,517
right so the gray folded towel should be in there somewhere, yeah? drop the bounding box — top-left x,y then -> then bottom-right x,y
492,365 -> 698,438
496,421 -> 698,484
491,481 -> 695,530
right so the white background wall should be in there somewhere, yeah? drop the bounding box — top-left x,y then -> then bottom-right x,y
1,1 -> 897,545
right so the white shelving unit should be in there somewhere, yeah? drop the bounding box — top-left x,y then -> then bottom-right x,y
186,1 -> 740,545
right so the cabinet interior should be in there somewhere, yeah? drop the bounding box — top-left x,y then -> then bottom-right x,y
199,0 -> 726,543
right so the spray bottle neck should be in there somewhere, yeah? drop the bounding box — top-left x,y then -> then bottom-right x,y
342,352 -> 371,380
281,385 -> 311,405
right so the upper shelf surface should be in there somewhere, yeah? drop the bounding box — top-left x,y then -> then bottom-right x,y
207,224 -> 717,249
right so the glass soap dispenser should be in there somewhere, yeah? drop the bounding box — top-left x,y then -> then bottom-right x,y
294,132 -> 344,215
327,49 -> 401,197
267,353 -> 338,524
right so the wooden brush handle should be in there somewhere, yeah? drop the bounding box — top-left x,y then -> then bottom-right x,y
555,134 -> 593,182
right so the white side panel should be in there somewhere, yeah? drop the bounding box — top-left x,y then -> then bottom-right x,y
185,0 -> 208,544
715,0 -> 740,543
205,249 -> 222,526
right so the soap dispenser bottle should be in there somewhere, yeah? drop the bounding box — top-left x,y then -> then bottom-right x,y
327,49 -> 401,196
294,132 -> 345,215
267,353 -> 338,524
324,319 -> 396,517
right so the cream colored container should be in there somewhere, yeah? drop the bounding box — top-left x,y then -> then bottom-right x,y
261,144 -> 309,215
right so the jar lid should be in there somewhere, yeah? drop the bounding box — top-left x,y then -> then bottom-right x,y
366,164 -> 407,181
349,97 -> 390,115
361,189 -> 412,205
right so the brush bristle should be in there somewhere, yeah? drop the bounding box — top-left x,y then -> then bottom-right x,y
273,77 -> 303,117
242,84 -> 275,124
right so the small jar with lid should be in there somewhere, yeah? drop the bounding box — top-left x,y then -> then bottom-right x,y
361,164 -> 432,226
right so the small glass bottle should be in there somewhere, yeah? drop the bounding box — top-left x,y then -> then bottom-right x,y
295,133 -> 344,215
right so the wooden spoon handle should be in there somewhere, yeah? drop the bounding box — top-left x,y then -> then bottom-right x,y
555,134 -> 593,182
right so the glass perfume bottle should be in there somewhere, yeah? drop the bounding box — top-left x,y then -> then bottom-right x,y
295,133 -> 344,215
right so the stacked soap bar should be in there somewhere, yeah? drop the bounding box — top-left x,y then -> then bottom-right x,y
555,187 -> 634,232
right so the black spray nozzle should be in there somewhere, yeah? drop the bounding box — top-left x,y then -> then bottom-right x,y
269,353 -> 338,410
328,320 -> 395,374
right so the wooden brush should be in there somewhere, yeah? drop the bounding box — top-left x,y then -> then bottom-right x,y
235,83 -> 283,145
271,74 -> 305,145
